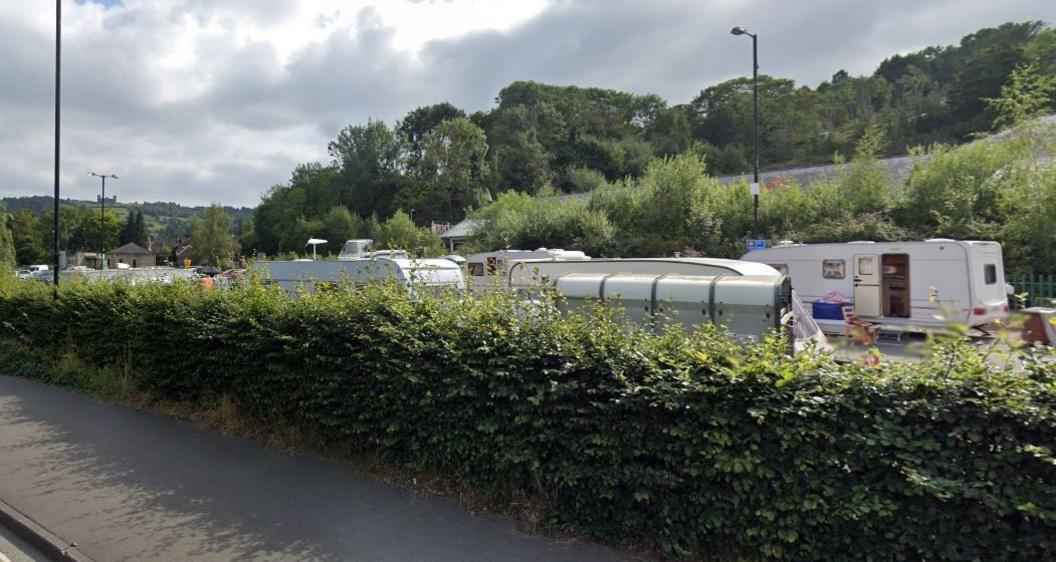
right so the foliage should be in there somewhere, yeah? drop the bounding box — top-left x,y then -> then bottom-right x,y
241,20 -> 1053,266
371,210 -> 443,257
0,277 -> 1053,560
9,209 -> 49,265
119,209 -> 148,247
189,204 -> 240,267
471,189 -> 615,255
0,203 -> 15,271
987,63 -> 1056,127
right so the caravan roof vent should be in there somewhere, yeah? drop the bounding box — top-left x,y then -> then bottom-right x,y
847,240 -> 875,244
925,238 -> 955,242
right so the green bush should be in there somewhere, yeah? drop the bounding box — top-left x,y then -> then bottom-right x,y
0,277 -> 1054,560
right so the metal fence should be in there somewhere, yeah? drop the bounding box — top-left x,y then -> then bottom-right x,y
1008,274 -> 1056,309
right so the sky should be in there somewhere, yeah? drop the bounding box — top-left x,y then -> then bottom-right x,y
0,0 -> 1052,208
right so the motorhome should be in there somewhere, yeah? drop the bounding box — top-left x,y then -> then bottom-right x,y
251,241 -> 464,295
740,240 -> 1009,332
465,249 -> 589,291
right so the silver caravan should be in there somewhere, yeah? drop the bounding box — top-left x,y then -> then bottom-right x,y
508,257 -> 781,288
741,240 -> 1010,332
251,255 -> 464,295
507,258 -> 824,351
551,272 -> 795,343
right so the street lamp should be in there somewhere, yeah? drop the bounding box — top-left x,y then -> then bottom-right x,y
52,0 -> 61,289
88,171 -> 118,266
731,25 -> 760,236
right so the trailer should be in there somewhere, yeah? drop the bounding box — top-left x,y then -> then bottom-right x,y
464,248 -> 589,291
504,258 -> 824,351
740,240 -> 1010,333
250,257 -> 465,295
507,257 -> 781,288
552,272 -> 792,338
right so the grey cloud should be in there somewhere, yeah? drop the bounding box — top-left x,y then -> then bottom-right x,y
1,0 -> 1052,207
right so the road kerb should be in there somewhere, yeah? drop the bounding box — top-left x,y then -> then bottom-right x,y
0,498 -> 93,562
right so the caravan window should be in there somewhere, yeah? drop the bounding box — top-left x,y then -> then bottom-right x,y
486,257 -> 498,274
984,264 -> 997,285
468,262 -> 485,277
822,259 -> 845,279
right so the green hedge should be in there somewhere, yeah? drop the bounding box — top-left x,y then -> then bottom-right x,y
1,278 -> 1054,560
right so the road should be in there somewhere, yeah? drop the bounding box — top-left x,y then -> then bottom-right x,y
0,375 -> 639,562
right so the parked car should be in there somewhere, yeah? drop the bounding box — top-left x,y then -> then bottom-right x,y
193,266 -> 221,277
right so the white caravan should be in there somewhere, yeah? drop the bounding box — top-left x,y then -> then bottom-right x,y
465,249 -> 590,291
250,256 -> 465,295
740,240 -> 1009,332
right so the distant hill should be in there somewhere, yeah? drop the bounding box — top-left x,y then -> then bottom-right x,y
1,196 -> 253,238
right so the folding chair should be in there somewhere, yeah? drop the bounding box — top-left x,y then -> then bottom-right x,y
841,303 -> 880,344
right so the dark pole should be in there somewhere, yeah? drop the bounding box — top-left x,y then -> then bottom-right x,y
52,0 -> 61,290
100,175 -> 106,256
752,33 -> 759,236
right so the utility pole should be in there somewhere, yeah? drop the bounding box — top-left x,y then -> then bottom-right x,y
89,172 -> 118,266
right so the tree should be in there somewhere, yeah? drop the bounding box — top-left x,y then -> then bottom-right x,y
646,105 -> 693,157
119,210 -> 148,246
9,210 -> 47,265
397,102 -> 466,157
319,206 -> 363,246
948,21 -> 1044,130
328,120 -> 409,218
190,204 -> 239,267
373,210 -> 442,257
404,117 -> 490,221
986,63 -> 1056,127
0,203 -> 15,271
691,76 -> 821,166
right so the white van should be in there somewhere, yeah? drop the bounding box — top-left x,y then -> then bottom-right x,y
741,240 -> 1009,332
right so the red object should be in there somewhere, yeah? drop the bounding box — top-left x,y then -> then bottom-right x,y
972,307 -> 986,316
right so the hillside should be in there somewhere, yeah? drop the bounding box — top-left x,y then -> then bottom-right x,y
1,196 -> 252,239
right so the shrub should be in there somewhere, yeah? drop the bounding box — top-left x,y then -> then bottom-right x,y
0,278 -> 1053,560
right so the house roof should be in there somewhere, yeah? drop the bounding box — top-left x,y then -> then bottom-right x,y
440,218 -> 482,240
110,242 -> 154,255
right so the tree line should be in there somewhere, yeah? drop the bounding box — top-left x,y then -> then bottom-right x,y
244,20 -> 1056,257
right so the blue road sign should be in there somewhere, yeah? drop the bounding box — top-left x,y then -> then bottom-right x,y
745,239 -> 767,251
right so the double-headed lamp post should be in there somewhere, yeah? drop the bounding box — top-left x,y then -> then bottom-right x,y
88,172 -> 118,263
730,25 -> 760,237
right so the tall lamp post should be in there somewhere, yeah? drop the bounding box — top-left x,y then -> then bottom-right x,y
88,172 -> 118,266
53,0 -> 61,289
730,25 -> 760,236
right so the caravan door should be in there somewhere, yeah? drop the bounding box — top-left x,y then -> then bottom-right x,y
853,254 -> 881,317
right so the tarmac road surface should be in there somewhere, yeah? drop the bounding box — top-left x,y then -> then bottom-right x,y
0,375 -> 641,562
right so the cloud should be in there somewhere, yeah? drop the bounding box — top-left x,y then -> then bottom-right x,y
0,0 -> 1051,207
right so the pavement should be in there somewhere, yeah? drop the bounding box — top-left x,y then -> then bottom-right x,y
0,375 -> 640,562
